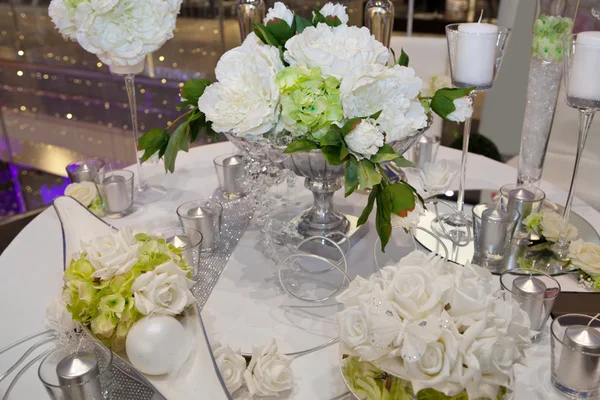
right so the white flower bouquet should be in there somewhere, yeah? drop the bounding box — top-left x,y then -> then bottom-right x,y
337,251 -> 532,399
48,0 -> 182,67
138,2 -> 474,249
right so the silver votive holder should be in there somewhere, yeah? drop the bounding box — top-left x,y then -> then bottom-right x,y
237,0 -> 265,41
364,0 -> 394,48
177,198 -> 223,254
152,227 -> 203,277
411,135 -> 441,169
500,268 -> 560,335
38,338 -> 113,400
500,184 -> 545,243
94,169 -> 134,218
66,160 -> 104,183
214,153 -> 247,200
472,203 -> 520,273
551,314 -> 600,399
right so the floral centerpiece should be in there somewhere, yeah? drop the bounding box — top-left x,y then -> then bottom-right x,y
337,251 -> 532,399
64,181 -> 103,216
138,2 -> 473,249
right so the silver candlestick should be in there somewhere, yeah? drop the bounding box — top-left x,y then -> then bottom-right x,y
364,0 -> 394,48
237,0 -> 265,41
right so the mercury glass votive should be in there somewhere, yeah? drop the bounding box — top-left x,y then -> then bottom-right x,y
500,268 -> 560,335
94,169 -> 134,218
500,184 -> 546,242
177,199 -> 223,253
551,314 -> 600,399
472,203 -> 519,273
66,160 -> 104,183
152,227 -> 203,276
214,154 -> 246,200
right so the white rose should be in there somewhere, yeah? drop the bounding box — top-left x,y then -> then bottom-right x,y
48,0 -> 78,40
419,160 -> 458,194
198,33 -> 284,136
243,339 -> 293,396
317,2 -> 349,24
490,297 -> 532,345
337,306 -> 369,348
86,227 -> 139,280
45,291 -> 77,333
390,201 -> 424,231
569,239 -> 600,277
212,342 -> 246,394
284,24 -> 389,80
344,119 -> 384,160
264,2 -> 294,26
131,260 -> 195,316
65,181 -> 97,207
447,274 -> 491,327
446,97 -> 473,123
539,210 -> 578,242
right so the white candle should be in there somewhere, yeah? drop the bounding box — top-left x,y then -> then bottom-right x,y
568,32 -> 600,102
454,22 -> 499,88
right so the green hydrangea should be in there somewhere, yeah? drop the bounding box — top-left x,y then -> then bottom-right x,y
276,66 -> 343,140
532,14 -> 573,63
523,212 -> 542,234
88,197 -> 103,217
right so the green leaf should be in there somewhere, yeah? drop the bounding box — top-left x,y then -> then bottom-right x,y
387,182 -> 416,215
392,156 -> 414,168
375,188 -> 393,251
357,184 -> 379,225
284,138 -> 319,153
370,144 -> 399,164
320,129 -> 342,147
253,23 -> 280,47
390,48 -> 397,64
139,128 -> 169,163
164,121 -> 189,173
398,48 -> 410,67
341,117 -> 362,136
357,159 -> 382,189
431,87 -> 474,119
340,140 -> 349,161
295,15 -> 313,33
369,110 -> 382,120
344,158 -> 359,197
452,126 -> 459,138
322,145 -> 343,166
265,18 -> 295,44
181,79 -> 211,106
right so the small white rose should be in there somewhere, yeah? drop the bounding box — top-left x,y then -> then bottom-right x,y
538,210 -> 578,242
264,2 -> 294,26
243,339 -> 293,396
569,239 -> 600,277
446,97 -> 473,123
317,2 -> 349,24
212,342 -> 246,394
344,119 -> 384,160
419,160 -> 458,194
337,306 -> 370,348
390,201 -> 424,231
86,228 -> 139,280
132,260 -> 195,316
45,291 -> 77,333
65,181 -> 98,207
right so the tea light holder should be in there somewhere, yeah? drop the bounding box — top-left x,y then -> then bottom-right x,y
177,199 -> 223,253
551,313 -> 600,398
472,203 -> 519,273
411,135 -> 440,169
94,169 -> 134,218
56,352 -> 103,400
214,154 -> 247,200
152,227 -> 203,276
66,160 -> 104,183
500,184 -> 546,242
500,268 -> 561,335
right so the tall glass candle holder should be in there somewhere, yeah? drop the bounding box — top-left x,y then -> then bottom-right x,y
434,23 -> 510,243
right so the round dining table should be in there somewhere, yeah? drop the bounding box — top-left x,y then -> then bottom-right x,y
0,141 -> 598,400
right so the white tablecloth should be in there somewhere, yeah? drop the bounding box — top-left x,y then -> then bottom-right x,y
0,142 -> 597,399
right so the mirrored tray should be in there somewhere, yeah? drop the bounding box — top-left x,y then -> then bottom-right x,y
414,190 -> 600,275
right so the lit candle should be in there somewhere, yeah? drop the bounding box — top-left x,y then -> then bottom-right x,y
454,22 -> 499,88
102,175 -> 131,214
512,276 -> 546,330
557,325 -> 600,392
56,352 -> 104,400
567,32 -> 600,104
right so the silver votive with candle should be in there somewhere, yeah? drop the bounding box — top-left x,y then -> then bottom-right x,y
501,268 -> 561,335
56,352 -> 104,400
411,135 -> 441,169
94,169 -> 134,218
214,154 -> 247,200
552,314 -> 600,398
472,203 -> 519,273
500,184 -> 546,243
177,199 -> 223,253
66,160 -> 104,183
154,227 -> 203,277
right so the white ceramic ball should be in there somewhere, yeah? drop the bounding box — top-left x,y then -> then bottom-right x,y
125,315 -> 189,375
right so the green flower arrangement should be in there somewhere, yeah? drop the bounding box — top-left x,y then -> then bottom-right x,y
531,14 -> 574,63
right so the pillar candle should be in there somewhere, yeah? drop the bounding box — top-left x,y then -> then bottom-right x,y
455,22 -> 499,88
568,32 -> 600,102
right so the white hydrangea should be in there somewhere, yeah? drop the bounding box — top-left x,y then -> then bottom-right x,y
318,2 -> 349,24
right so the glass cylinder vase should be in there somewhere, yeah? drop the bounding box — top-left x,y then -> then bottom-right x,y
516,0 -> 579,186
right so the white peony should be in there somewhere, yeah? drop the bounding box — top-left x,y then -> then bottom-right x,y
74,0 -> 182,67
569,239 -> 600,277
131,260 -> 195,316
84,227 -> 139,281
212,342 -> 246,394
48,0 -> 78,40
46,291 -> 77,333
446,97 -> 473,123
419,160 -> 458,194
284,24 -> 389,81
390,201 -> 424,231
538,210 -> 578,242
344,119 -> 384,160
264,1 -> 294,26
380,101 -> 429,143
337,306 -> 370,348
243,339 -> 293,396
65,181 -> 98,207
198,33 -> 284,136
317,2 -> 349,24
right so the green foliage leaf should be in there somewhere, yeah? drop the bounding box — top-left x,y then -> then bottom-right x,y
320,128 -> 342,147
369,110 -> 382,120
295,15 -> 313,33
357,184 -> 379,225
312,8 -> 342,26
138,128 -> 169,163
341,117 -> 362,136
357,159 -> 382,189
370,144 -> 399,164
164,121 -> 189,173
390,48 -> 397,64
340,140 -> 349,161
344,158 -> 359,197
398,48 -> 410,67
375,188 -> 393,251
284,138 -> 319,153
265,18 -> 296,44
322,145 -> 344,165
254,23 -> 280,47
431,87 -> 474,119
393,156 -> 414,168
181,79 -> 211,107
387,182 -> 416,215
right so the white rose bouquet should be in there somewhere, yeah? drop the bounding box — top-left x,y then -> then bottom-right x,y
569,239 -> 600,291
337,251 -> 532,400
64,181 -> 103,216
138,2 -> 474,250
55,227 -> 195,348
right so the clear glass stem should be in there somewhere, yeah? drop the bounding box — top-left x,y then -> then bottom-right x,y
124,74 -> 148,192
456,92 -> 477,214
554,110 -> 595,257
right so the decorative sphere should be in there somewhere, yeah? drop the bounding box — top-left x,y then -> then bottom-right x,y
125,315 -> 189,375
